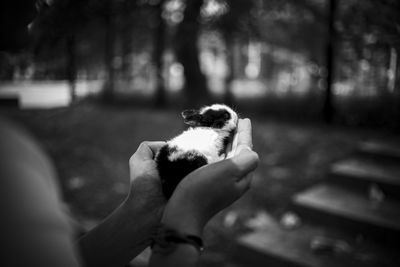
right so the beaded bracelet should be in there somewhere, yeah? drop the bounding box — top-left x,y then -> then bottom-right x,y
151,224 -> 204,254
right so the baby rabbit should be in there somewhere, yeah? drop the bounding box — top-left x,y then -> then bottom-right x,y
156,104 -> 238,199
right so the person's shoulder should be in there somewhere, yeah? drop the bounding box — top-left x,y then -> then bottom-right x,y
0,116 -> 59,193
0,116 -> 39,154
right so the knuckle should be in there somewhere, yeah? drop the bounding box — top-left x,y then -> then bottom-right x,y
139,141 -> 149,148
129,154 -> 136,165
231,151 -> 259,174
229,160 -> 242,173
248,151 -> 260,170
235,180 -> 250,193
251,151 -> 260,164
232,162 -> 248,176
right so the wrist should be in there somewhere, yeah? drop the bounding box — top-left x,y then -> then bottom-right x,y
151,224 -> 204,254
161,204 -> 204,237
162,216 -> 203,237
121,197 -> 164,233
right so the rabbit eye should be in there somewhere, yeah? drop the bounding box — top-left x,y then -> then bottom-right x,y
223,111 -> 230,120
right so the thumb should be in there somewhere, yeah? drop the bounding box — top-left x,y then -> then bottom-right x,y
230,148 -> 258,194
230,148 -> 259,179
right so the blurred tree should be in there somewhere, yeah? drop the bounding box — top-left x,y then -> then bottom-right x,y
211,0 -> 258,106
254,0 -> 340,123
336,0 -> 400,124
66,33 -> 77,102
0,0 -> 37,53
339,0 -> 400,89
257,0 -> 327,65
0,0 -> 36,80
153,0 -> 167,108
83,0 -> 122,102
120,0 -> 134,78
176,0 -> 211,107
102,0 -> 117,102
323,0 -> 337,123
32,0 -> 163,104
340,0 -> 400,54
31,0 -> 89,101
32,0 -> 140,103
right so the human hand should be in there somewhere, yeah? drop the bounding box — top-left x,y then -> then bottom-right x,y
161,119 -> 259,235
78,141 -> 168,267
126,141 -> 167,213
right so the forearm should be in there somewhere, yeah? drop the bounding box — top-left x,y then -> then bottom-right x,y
77,199 -> 163,267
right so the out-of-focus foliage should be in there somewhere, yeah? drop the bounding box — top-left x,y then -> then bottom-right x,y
340,0 -> 400,53
0,0 -> 37,52
30,0 -> 161,79
206,0 -> 258,39
257,0 -> 326,64
332,0 -> 400,98
26,0 -> 400,86
31,0 -> 88,49
3,0 -> 400,126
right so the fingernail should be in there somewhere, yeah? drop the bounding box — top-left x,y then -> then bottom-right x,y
243,118 -> 251,125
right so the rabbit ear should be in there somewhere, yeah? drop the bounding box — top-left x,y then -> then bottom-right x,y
181,109 -> 202,126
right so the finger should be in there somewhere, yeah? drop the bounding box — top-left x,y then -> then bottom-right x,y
235,118 -> 253,154
235,172 -> 253,193
201,148 -> 259,180
131,141 -> 166,161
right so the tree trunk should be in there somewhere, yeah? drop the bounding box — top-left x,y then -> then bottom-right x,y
153,0 -> 167,108
394,47 -> 400,126
388,46 -> 397,93
121,6 -> 132,80
223,34 -> 235,106
176,0 -> 211,107
66,34 -> 76,103
121,0 -> 136,81
103,0 -> 116,102
323,0 -> 337,123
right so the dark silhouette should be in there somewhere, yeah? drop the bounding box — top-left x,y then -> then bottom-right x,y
176,0 -> 211,107
102,0 -> 117,102
66,34 -> 77,102
153,0 -> 167,108
323,0 -> 337,123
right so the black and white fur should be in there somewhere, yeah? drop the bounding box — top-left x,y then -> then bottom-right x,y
156,104 -> 238,199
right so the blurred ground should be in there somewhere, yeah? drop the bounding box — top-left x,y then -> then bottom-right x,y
2,102 -> 399,266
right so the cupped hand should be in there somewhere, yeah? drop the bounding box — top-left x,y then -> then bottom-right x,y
162,119 -> 259,235
126,141 -> 167,212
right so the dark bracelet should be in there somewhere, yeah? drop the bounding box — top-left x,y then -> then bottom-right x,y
151,224 -> 204,254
